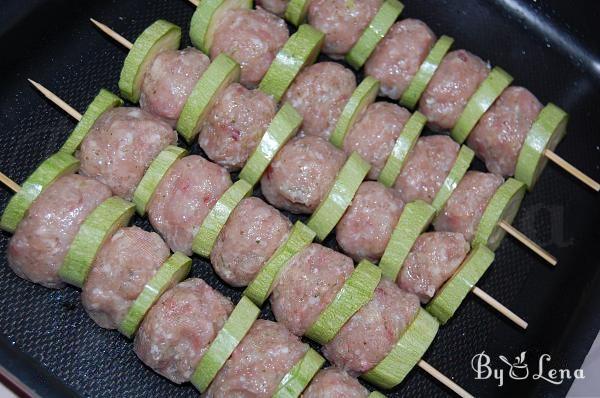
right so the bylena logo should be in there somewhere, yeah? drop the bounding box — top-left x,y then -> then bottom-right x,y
471,351 -> 585,387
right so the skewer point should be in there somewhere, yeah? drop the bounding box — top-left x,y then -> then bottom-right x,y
499,221 -> 557,266
544,149 -> 600,192
418,360 -> 474,398
472,287 -> 528,329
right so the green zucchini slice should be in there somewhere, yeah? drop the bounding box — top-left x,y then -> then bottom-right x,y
119,252 -> 192,338
239,103 -> 302,186
191,296 -> 260,392
245,221 -> 315,306
426,245 -> 494,324
273,348 -> 325,398
177,53 -> 240,143
61,89 -> 123,154
284,0 -> 311,27
345,0 -> 404,69
430,145 -> 474,213
307,152 -> 371,241
451,67 -> 513,144
192,179 -> 253,258
305,260 -> 382,345
0,152 -> 79,233
379,200 -> 436,282
330,76 -> 380,149
259,24 -> 325,102
515,103 -> 568,190
119,20 -> 182,103
369,392 -> 386,398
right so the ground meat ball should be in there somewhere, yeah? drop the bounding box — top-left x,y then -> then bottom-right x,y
343,102 -> 411,180
365,19 -> 436,100
7,175 -> 111,289
255,0 -> 289,16
323,278 -> 420,374
419,50 -> 490,132
434,171 -> 504,242
147,155 -> 232,255
303,368 -> 368,398
308,0 -> 382,59
199,83 -> 277,171
134,278 -> 233,384
211,8 -> 289,88
206,320 -> 308,397
78,107 -> 177,200
81,227 -> 170,329
398,232 -> 469,303
283,62 -> 356,140
271,244 -> 354,336
140,47 -> 210,126
261,135 -> 346,214
468,86 -> 543,176
336,182 -> 404,262
211,197 -> 292,287
394,135 -> 460,204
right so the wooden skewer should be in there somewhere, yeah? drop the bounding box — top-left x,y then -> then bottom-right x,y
499,221 -> 556,266
189,0 -> 199,6
472,286 -> 527,329
0,172 -> 20,193
28,79 -> 82,122
418,360 -> 474,398
544,149 -> 600,192
90,18 -> 133,50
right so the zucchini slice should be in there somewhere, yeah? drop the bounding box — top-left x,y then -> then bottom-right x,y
451,67 -> 513,144
426,245 -> 494,323
345,0 -> 404,69
119,252 -> 192,338
119,20 -> 182,103
273,348 -> 325,398
0,152 -> 79,233
259,24 -> 325,102
305,260 -> 382,345
399,35 -> 454,110
245,221 -> 315,306
239,103 -> 302,186
369,393 -> 386,398
192,179 -> 253,258
515,103 -> 568,190
378,111 -> 427,187
307,152 -> 371,241
191,296 -> 260,392
177,53 -> 240,143
362,308 -> 439,389
284,0 -> 311,27
59,197 -> 135,288
379,200 -> 436,282
473,178 -> 525,251
133,146 -> 188,216
430,145 -> 474,213
330,77 -> 380,149
61,89 -> 123,154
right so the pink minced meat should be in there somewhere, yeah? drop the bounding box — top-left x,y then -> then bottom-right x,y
211,197 -> 292,287
255,0 -> 289,16
336,181 -> 404,262
134,278 -> 233,384
147,155 -> 232,255
81,226 -> 170,329
78,107 -> 177,200
7,174 -> 111,289
206,320 -> 308,397
302,367 -> 369,398
270,244 -> 354,336
434,171 -> 504,242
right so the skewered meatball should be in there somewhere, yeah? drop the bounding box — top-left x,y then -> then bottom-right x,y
302,367 -> 369,398
256,0 -> 289,16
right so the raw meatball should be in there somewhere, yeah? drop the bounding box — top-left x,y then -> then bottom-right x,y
394,135 -> 460,204
206,320 -> 308,397
323,278 -> 420,374
270,244 -> 354,336
308,0 -> 382,59
303,368 -> 369,398
343,102 -> 411,180
147,155 -> 232,255
336,182 -> 404,262
419,50 -> 490,131
434,171 -> 504,242
284,62 -> 356,140
140,47 -> 211,126
7,174 -> 111,289
261,135 -> 346,214
199,83 -> 277,171
81,227 -> 170,329
211,8 -> 289,88
256,0 -> 289,16
134,278 -> 233,384
365,19 -> 436,100
468,86 -> 543,176
211,197 -> 292,287
398,232 -> 469,303
78,107 -> 177,200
